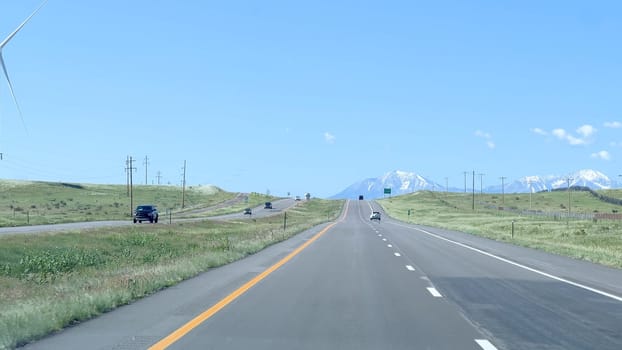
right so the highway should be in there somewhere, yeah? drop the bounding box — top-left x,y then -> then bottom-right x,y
0,198 -> 297,236
206,198 -> 298,220
21,200 -> 622,349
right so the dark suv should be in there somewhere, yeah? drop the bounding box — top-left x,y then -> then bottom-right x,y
133,205 -> 159,223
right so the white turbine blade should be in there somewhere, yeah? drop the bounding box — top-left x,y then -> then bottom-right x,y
0,53 -> 26,130
0,0 -> 49,49
0,0 -> 48,132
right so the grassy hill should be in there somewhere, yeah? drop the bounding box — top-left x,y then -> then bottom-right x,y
0,180 -> 242,226
378,190 -> 622,269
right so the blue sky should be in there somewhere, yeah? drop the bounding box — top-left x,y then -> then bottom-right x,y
0,0 -> 621,198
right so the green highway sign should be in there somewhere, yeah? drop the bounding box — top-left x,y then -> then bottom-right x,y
384,188 -> 391,194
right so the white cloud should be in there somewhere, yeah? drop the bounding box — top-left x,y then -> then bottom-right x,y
324,132 -> 336,144
567,135 -> 587,145
549,126 -> 592,145
474,130 -> 495,149
604,121 -> 622,128
475,130 -> 491,139
591,150 -> 611,161
532,128 -> 547,136
576,124 -> 596,138
552,128 -> 567,139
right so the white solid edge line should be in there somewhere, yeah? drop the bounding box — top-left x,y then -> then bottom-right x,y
475,339 -> 498,350
406,265 -> 415,271
390,222 -> 622,303
394,252 -> 401,257
427,287 -> 442,297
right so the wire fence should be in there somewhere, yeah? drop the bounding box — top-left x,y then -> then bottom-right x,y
482,204 -> 622,221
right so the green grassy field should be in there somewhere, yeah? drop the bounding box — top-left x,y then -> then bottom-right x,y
0,180 -> 239,226
0,198 -> 344,349
378,190 -> 622,269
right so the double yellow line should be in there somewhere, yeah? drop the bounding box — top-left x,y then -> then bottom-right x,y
149,201 -> 349,349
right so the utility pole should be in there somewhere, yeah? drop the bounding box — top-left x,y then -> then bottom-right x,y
125,156 -> 130,196
528,180 -> 533,210
500,176 -> 507,206
444,177 -> 448,195
143,156 -> 149,185
156,171 -> 162,185
477,173 -> 485,195
463,171 -> 468,193
181,160 -> 187,209
126,156 -> 136,216
567,176 -> 573,220
472,170 -> 475,210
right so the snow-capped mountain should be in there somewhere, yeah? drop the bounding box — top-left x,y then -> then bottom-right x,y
330,170 -> 444,199
332,169 -> 616,199
483,169 -> 613,193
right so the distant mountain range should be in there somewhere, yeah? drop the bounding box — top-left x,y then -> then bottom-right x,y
330,169 -> 618,199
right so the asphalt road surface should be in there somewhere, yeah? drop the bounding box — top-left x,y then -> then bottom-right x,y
21,200 -> 622,349
207,198 -> 298,221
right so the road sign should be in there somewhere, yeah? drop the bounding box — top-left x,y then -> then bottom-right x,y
384,188 -> 391,195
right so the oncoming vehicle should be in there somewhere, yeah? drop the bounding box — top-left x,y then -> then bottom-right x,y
133,205 -> 159,223
243,208 -> 252,215
264,202 -> 273,209
358,195 -> 364,200
370,211 -> 381,221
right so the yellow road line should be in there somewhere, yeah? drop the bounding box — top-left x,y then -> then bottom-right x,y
149,200 -> 349,349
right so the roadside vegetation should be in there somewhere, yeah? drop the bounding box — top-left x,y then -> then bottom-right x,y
0,180 -> 237,226
0,198 -> 344,349
378,190 -> 622,269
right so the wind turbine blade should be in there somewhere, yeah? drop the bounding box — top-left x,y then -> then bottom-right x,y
0,0 -> 49,49
0,0 -> 48,133
0,53 -> 26,131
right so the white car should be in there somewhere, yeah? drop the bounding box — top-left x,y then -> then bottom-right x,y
370,211 -> 381,221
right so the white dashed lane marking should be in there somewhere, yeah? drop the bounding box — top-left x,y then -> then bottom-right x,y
475,339 -> 498,350
365,217 -> 498,350
389,222 -> 622,303
427,287 -> 442,297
